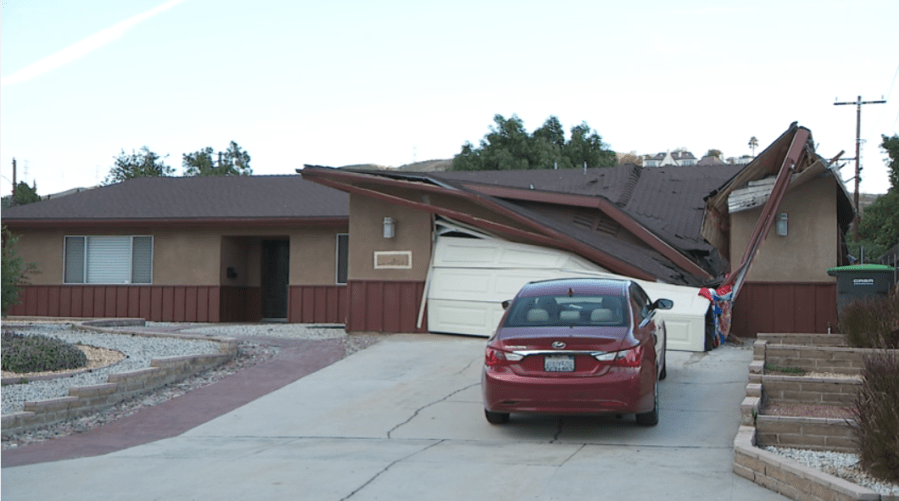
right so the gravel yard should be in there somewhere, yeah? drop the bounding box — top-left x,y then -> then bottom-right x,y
1,323 -> 221,415
1,321 -> 381,451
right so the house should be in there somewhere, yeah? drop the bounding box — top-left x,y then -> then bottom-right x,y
298,160 -> 747,350
3,124 -> 854,347
2,175 -> 349,323
643,150 -> 698,167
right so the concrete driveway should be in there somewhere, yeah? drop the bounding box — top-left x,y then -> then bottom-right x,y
2,334 -> 786,500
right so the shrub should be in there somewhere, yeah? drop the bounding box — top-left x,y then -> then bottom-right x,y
839,295 -> 899,349
849,350 -> 899,483
1,331 -> 88,373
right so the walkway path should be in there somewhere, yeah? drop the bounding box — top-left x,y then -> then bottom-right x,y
2,331 -> 347,468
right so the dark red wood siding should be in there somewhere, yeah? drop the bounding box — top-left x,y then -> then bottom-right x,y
8,285 -> 224,322
219,286 -> 262,322
287,285 -> 347,324
732,282 -> 838,337
345,280 -> 427,333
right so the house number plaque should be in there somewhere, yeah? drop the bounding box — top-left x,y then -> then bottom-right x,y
374,251 -> 412,269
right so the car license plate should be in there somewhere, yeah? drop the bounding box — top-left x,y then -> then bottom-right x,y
544,355 -> 574,372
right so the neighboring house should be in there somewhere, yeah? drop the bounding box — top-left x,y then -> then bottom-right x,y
2,176 -> 349,323
643,150 -> 697,167
697,155 -> 726,166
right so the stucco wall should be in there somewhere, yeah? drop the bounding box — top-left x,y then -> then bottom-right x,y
9,225 -> 347,287
729,178 -> 838,282
11,229 -> 63,286
292,227 -> 348,285
348,194 -> 432,281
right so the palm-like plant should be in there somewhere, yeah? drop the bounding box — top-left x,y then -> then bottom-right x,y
748,136 -> 759,156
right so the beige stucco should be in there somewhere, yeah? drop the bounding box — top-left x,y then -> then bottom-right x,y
291,227 -> 348,285
348,194 -> 432,281
9,224 -> 347,287
729,177 -> 839,282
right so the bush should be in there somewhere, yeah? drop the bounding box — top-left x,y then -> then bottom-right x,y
839,295 -> 899,349
1,331 -> 88,373
850,350 -> 899,483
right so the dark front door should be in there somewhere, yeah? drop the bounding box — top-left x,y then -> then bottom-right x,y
261,239 -> 289,319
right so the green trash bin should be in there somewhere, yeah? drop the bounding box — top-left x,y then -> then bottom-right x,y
827,264 -> 897,314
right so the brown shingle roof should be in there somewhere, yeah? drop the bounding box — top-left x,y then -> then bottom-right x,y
430,164 -> 742,256
2,175 -> 348,222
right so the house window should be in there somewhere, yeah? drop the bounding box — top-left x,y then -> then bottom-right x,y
64,236 -> 153,284
336,233 -> 349,285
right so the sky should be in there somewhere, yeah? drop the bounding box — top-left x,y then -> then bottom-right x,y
2,0 -> 898,198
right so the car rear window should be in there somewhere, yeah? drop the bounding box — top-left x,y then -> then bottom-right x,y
503,295 -> 628,328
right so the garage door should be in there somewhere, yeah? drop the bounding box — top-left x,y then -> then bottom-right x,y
425,224 -> 710,351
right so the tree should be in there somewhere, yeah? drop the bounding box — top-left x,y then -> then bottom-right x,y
706,149 -> 723,159
2,227 -> 31,315
183,141 -> 252,177
105,147 -> 174,185
1,181 -> 41,208
852,134 -> 899,260
452,114 -> 616,171
748,136 -> 759,156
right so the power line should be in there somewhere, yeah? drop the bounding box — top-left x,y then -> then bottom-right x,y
834,95 -> 887,241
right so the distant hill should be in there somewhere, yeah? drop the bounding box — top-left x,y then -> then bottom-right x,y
336,159 -> 453,172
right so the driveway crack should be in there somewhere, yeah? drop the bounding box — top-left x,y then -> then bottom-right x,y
387,382 -> 480,439
339,440 -> 444,501
551,417 -> 565,442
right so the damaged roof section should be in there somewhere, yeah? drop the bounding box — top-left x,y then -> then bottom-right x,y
701,122 -> 855,262
302,159 -> 743,287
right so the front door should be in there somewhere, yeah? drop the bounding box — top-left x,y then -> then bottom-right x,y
261,239 -> 289,320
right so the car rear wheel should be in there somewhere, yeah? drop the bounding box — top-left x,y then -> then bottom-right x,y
485,409 -> 510,424
635,382 -> 659,426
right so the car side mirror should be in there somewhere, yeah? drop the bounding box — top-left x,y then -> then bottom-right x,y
652,298 -> 674,310
501,300 -> 512,310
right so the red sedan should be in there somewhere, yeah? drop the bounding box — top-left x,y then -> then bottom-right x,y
482,278 -> 672,426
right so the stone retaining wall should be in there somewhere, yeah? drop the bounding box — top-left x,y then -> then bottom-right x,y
763,375 -> 861,406
733,426 -> 881,501
1,319 -> 238,437
736,336 -> 899,500
758,333 -> 848,347
755,415 -> 856,452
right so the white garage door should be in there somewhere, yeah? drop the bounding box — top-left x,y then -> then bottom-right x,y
425,225 -> 710,351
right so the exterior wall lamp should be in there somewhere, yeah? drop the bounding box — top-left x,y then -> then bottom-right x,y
383,217 -> 395,239
775,213 -> 788,236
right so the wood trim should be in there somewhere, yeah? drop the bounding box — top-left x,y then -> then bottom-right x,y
344,280 -> 427,333
8,285 -> 225,322
732,282 -> 837,337
287,285 -> 347,324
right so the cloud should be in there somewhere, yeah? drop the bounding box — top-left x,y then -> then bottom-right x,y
1,0 -> 187,87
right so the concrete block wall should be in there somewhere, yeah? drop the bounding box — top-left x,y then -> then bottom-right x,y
734,426 -> 881,501
755,415 -> 856,452
758,333 -> 848,347
737,336 -> 899,500
763,375 -> 861,406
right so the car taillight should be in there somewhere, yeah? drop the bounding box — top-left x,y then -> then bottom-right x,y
485,347 -> 524,367
593,344 -> 644,367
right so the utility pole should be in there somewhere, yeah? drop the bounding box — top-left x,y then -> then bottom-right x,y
834,95 -> 886,241
11,158 -> 17,206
